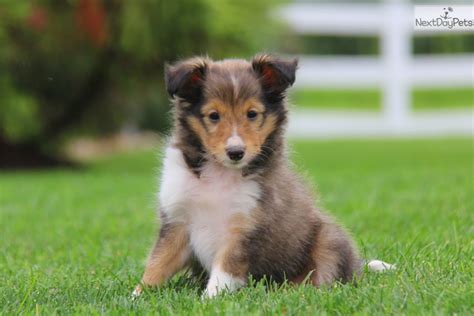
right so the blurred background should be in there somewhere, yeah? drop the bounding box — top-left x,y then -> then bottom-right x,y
0,0 -> 472,169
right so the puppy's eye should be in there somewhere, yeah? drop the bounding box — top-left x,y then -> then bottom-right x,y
247,110 -> 258,120
208,111 -> 220,122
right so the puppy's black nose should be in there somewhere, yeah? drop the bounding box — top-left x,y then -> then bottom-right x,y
226,146 -> 245,161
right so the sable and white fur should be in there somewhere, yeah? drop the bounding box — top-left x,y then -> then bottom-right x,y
134,55 -> 393,298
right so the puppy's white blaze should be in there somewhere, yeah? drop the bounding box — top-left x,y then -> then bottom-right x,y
230,74 -> 240,98
204,267 -> 245,298
367,260 -> 396,272
226,129 -> 244,148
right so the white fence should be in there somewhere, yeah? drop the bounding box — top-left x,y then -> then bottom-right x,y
278,2 -> 473,138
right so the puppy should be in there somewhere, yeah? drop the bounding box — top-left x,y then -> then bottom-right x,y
134,54 -> 393,298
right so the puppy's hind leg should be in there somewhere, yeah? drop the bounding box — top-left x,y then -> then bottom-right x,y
309,224 -> 360,286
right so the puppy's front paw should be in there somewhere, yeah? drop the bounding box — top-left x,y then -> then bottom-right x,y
202,286 -> 219,299
131,285 -> 143,299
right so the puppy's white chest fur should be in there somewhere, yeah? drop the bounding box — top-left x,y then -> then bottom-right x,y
159,146 -> 260,271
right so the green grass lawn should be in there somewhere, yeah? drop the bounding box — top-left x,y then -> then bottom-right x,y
1,138 -> 473,314
291,87 -> 474,111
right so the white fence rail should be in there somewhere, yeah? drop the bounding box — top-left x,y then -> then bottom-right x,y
295,55 -> 474,88
278,2 -> 473,137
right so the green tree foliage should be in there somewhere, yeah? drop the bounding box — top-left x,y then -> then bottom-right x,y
0,0 -> 282,167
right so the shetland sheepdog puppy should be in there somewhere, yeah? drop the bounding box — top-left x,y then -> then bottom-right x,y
133,54 -> 394,298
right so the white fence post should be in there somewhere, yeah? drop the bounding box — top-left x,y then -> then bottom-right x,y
381,1 -> 411,128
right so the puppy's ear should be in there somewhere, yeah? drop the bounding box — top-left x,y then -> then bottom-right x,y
165,57 -> 210,103
252,54 -> 298,103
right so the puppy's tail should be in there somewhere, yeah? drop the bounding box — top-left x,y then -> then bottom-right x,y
364,259 -> 396,272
